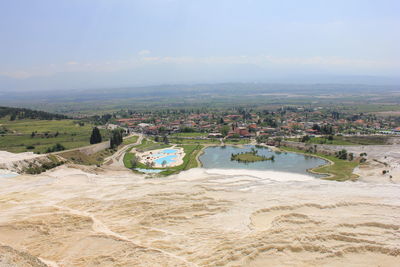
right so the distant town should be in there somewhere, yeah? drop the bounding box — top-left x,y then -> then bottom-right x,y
108,107 -> 400,141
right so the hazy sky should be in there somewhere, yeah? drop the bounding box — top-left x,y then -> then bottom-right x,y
1,0 -> 399,89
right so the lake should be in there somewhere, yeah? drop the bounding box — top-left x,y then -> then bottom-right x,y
199,145 -> 327,177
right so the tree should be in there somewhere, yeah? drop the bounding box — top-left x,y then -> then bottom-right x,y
110,129 -> 123,149
232,133 -> 240,138
181,127 -> 195,133
335,149 -> 348,160
256,135 -> 269,144
130,155 -> 139,168
274,137 -> 282,147
9,113 -> 16,121
46,143 -> 65,153
301,135 -> 310,142
312,124 -> 321,132
163,135 -> 169,145
158,126 -> 167,134
220,125 -> 230,137
90,127 -> 102,144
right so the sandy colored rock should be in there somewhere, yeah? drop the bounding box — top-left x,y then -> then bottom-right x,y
0,164 -> 399,266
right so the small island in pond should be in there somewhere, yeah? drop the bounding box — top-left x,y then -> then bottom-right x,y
230,148 -> 275,163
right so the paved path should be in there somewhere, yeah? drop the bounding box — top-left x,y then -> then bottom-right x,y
103,134 -> 143,168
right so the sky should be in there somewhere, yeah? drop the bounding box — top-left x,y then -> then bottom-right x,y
0,0 -> 399,90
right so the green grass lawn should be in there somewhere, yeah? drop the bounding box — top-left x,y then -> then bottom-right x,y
170,132 -> 208,137
122,135 -> 139,145
287,135 -> 389,146
168,137 -> 221,144
291,137 -> 357,145
0,118 -> 108,153
281,146 -> 359,181
231,152 -> 272,162
123,148 -> 137,168
224,138 -> 251,144
135,138 -> 171,152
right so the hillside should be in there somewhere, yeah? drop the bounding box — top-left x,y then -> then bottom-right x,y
0,106 -> 68,120
0,107 -> 108,154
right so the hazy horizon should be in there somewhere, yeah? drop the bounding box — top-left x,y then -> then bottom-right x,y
1,0 -> 399,91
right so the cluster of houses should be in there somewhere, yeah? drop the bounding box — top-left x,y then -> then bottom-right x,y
111,108 -> 400,138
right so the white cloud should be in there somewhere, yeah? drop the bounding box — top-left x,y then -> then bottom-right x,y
138,50 -> 151,56
2,54 -> 398,80
0,71 -> 33,79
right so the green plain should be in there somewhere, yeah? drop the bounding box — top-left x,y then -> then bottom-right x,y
0,119 -> 108,153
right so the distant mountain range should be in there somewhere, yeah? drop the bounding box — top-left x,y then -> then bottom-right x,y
1,70 -> 399,93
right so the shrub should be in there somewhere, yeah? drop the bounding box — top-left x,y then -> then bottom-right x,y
46,143 -> 66,153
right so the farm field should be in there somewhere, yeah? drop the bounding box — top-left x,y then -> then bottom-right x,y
0,119 -> 108,154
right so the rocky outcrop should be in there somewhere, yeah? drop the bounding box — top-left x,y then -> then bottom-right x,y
0,151 -> 65,174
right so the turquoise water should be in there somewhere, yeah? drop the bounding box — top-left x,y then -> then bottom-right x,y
154,155 -> 177,166
0,173 -> 18,178
135,168 -> 163,173
162,149 -> 179,154
199,145 -> 327,177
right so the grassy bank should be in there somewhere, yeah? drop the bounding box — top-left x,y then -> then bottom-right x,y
231,150 -> 274,163
281,146 -> 359,181
122,135 -> 139,145
224,139 -> 251,145
159,144 -> 203,175
59,149 -> 115,165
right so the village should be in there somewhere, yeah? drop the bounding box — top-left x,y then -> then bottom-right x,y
110,107 -> 400,142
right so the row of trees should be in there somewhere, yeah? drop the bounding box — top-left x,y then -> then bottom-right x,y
110,129 -> 124,149
90,127 -> 124,149
45,143 -> 66,153
312,124 -> 334,134
0,106 -> 68,121
154,135 -> 169,144
335,149 -> 354,161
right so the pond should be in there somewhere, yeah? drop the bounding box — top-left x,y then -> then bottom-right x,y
199,145 -> 327,177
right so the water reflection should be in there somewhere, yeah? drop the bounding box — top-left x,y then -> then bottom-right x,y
199,145 -> 327,177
